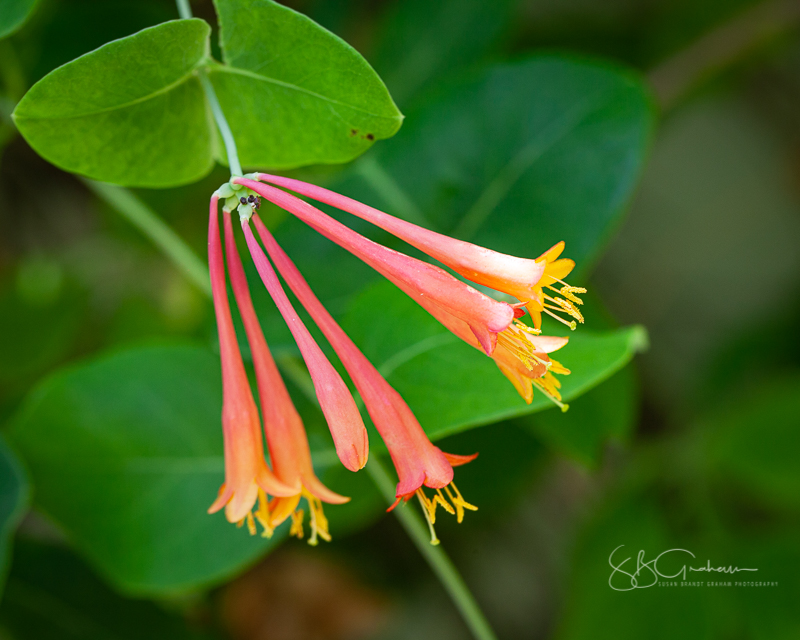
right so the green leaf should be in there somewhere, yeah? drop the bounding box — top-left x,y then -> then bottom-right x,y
519,363 -> 638,467
0,540 -> 207,640
210,0 -> 403,170
338,56 -> 655,268
371,0 -> 516,106
0,436 -> 29,598
7,344 -> 293,595
0,0 -> 38,39
703,375 -> 800,512
342,281 -> 648,442
12,20 -> 215,188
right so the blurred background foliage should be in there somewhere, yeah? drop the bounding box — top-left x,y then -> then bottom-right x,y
0,0 -> 799,639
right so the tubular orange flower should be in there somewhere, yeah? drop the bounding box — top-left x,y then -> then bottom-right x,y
234,177 -> 515,356
253,173 -> 586,330
240,215 -> 369,473
222,209 -> 348,545
233,177 -> 573,407
251,214 -> 478,544
206,195 -> 295,531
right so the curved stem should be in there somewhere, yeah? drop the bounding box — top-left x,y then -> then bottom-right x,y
365,456 -> 498,640
82,179 -> 211,296
175,0 -> 193,20
176,0 -> 243,177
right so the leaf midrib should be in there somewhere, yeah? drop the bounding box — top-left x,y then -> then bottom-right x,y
211,65 -> 403,122
13,68 -> 200,122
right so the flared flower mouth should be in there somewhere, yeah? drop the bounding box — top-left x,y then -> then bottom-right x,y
209,168 -> 589,544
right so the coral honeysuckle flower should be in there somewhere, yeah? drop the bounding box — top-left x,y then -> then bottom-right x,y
238,210 -> 369,473
234,177 -> 515,356
253,174 -> 587,331
233,177 -> 573,408
206,195 -> 296,531
222,208 -> 348,545
250,214 -> 478,544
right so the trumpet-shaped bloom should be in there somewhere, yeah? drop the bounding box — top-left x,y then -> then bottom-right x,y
240,216 -> 369,474
206,195 -> 295,529
235,178 -> 515,356
222,209 -> 348,544
251,214 -> 478,544
253,173 -> 586,330
234,177 -> 573,407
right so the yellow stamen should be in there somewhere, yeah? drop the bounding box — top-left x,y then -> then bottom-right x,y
416,491 -> 440,546
245,511 -> 257,536
543,307 -> 577,330
533,372 -> 570,412
443,483 -> 478,523
254,488 -> 274,538
497,320 -> 550,371
414,484 -> 478,543
543,294 -> 584,323
303,489 -> 331,546
290,509 -> 305,539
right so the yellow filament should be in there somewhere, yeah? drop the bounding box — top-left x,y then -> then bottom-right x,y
443,483 -> 478,523
543,294 -> 584,323
303,489 -> 331,546
414,483 -> 478,543
254,489 -> 274,538
290,509 -> 305,539
533,372 -> 570,412
416,492 -> 440,546
543,307 -> 577,330
497,320 -> 550,371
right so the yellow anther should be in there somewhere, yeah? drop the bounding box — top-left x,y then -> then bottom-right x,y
245,511 -> 257,536
290,509 -> 305,540
444,483 -> 478,523
303,489 -> 331,546
497,320 -> 550,371
255,488 -> 274,538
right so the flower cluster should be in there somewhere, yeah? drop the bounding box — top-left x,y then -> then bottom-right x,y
207,173 -> 586,544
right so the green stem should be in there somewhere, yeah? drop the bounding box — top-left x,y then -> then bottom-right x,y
175,0 -> 243,177
175,0 -> 193,20
365,457 -> 498,640
198,73 -> 243,177
82,179 -> 211,297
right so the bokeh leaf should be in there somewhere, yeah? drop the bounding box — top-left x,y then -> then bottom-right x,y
0,0 -> 39,39
7,344 -> 293,595
371,0 -> 516,107
342,281 -> 648,442
12,20 -> 215,188
518,363 -> 638,467
703,375 -> 800,511
0,540 -> 208,640
336,56 -> 655,269
0,436 -> 29,598
210,0 -> 403,170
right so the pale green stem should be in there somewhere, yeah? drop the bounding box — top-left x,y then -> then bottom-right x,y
82,179 -> 211,297
175,0 -> 193,20
175,0 -> 243,177
365,456 -> 498,640
277,353 -> 497,640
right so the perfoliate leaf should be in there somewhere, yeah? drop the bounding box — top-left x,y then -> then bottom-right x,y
8,344 -> 293,595
13,20 -> 214,188
210,0 -> 403,169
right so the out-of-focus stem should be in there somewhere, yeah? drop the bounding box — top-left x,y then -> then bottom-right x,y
82,179 -> 211,296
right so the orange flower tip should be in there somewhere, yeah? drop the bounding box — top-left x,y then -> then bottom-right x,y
443,451 -> 479,467
513,307 -> 527,319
